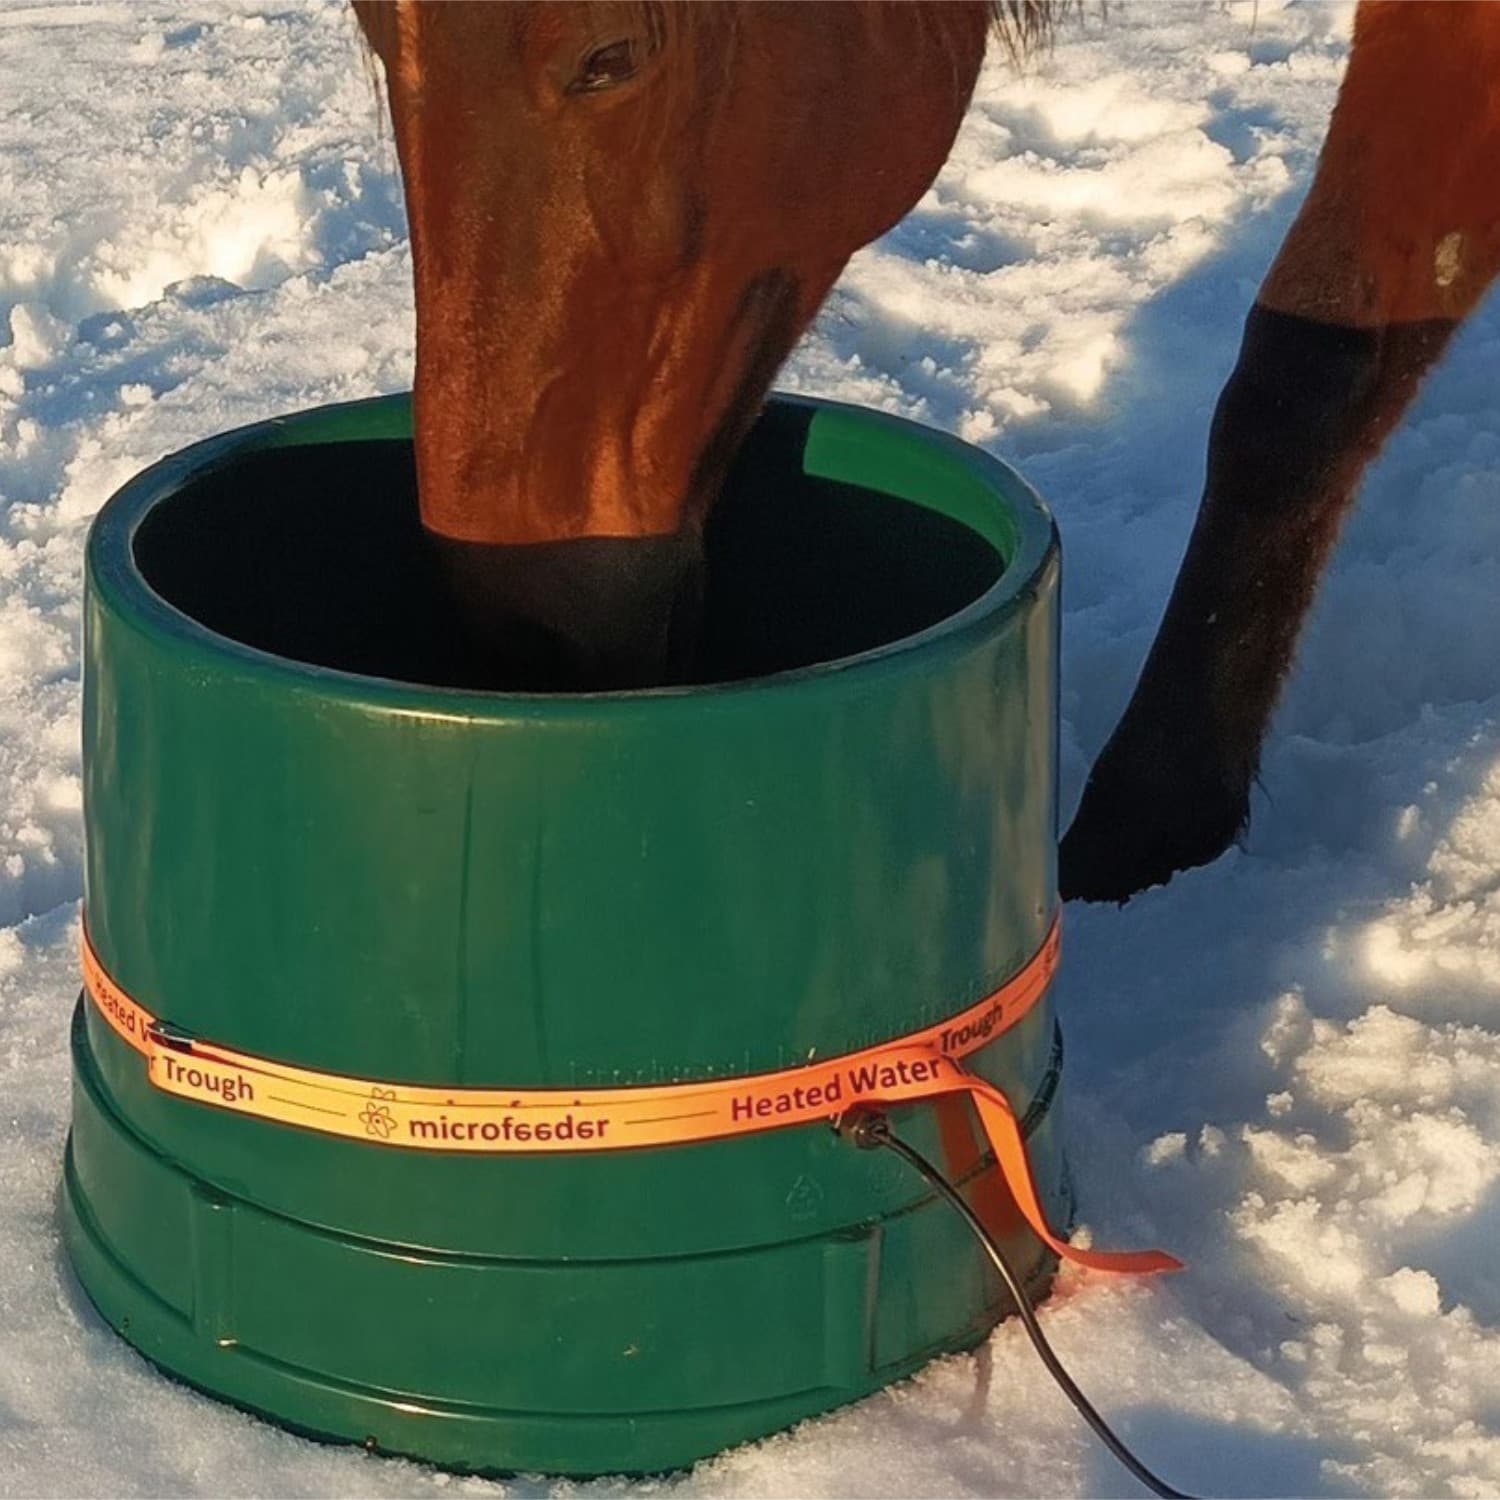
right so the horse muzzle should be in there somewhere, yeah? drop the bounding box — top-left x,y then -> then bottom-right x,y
426,528 -> 706,692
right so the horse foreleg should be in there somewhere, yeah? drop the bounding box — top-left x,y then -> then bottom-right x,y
1061,0 -> 1500,903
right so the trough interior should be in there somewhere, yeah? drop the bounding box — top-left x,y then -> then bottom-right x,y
132,403 -> 1006,691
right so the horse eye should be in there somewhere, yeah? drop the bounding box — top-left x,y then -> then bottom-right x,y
569,38 -> 640,95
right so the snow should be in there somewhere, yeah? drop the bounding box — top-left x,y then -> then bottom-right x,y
4,1 -> 1500,1495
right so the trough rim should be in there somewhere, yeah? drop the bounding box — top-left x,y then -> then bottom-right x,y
87,391 -> 1059,717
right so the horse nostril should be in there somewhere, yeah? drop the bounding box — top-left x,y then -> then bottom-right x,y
425,529 -> 705,692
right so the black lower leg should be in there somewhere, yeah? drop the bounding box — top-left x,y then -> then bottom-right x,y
1061,305 -> 1455,902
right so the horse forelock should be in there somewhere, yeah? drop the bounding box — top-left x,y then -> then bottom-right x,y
607,0 -> 1061,102
357,2 -> 1061,127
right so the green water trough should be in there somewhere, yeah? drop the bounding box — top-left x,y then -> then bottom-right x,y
62,392 -> 1066,1476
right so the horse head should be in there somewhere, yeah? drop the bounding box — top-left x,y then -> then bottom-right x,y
354,2 -> 1037,687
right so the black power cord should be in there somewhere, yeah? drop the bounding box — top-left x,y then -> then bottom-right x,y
841,1110 -> 1196,1500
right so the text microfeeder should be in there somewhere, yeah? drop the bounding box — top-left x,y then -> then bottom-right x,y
408,1113 -> 609,1143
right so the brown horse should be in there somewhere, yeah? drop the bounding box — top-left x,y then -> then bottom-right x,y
353,1 -> 1500,904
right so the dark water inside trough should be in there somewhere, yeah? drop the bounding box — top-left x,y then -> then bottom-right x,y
132,404 -> 1005,691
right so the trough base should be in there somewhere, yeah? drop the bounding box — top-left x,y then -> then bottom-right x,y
62,998 -> 1063,1478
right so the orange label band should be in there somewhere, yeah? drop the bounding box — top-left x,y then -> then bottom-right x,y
80,921 -> 1179,1276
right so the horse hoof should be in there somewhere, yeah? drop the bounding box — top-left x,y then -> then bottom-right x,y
1058,765 -> 1249,904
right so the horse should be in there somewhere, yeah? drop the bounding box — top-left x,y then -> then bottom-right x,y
351,0 -> 1500,905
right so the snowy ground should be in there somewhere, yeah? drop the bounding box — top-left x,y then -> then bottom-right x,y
4,1 -> 1500,1495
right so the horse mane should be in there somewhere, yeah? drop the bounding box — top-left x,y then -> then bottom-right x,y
986,1 -> 1064,60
